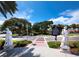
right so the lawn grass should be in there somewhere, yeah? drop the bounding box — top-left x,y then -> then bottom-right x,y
68,33 -> 79,36
12,34 -> 18,36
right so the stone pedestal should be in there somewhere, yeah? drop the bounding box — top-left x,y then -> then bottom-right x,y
4,28 -> 13,50
4,45 -> 13,50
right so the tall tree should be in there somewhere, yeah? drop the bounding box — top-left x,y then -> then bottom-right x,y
57,24 -> 64,34
32,21 -> 53,35
76,24 -> 79,29
1,18 -> 31,36
0,1 -> 17,18
70,24 -> 77,30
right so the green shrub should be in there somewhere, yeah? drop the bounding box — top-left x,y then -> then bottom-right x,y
76,41 -> 79,48
48,41 -> 79,49
13,40 -> 32,47
0,39 -> 32,48
48,41 -> 61,48
27,40 -> 32,44
68,41 -> 79,48
0,39 -> 5,49
0,40 -> 5,46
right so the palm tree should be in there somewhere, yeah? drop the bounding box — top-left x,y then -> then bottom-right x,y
0,1 -> 17,18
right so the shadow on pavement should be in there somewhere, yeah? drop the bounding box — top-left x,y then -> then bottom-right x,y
0,47 -> 40,57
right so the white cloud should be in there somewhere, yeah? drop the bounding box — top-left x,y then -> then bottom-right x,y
13,11 -> 25,19
61,10 -> 79,17
48,16 -> 69,25
48,9 -> 79,25
0,17 -> 8,25
0,9 -> 34,25
13,9 -> 34,20
0,20 -> 5,25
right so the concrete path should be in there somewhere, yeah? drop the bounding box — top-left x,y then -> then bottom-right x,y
31,36 -> 77,57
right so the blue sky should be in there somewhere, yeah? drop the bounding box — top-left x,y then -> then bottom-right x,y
0,1 -> 79,25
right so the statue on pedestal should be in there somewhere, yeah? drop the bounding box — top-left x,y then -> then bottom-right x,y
4,28 -> 13,50
60,26 -> 70,50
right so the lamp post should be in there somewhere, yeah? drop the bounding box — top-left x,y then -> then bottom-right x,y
40,26 -> 42,35
31,23 -> 33,36
27,24 -> 28,36
26,24 -> 28,40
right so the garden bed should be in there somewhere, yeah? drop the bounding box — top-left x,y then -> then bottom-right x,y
47,41 -> 61,48
48,41 -> 79,55
68,41 -> 79,55
0,39 -> 5,50
13,40 -> 32,47
0,39 -> 32,50
70,48 -> 79,55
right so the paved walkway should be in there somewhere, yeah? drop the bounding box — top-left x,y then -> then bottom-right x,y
30,36 -> 77,57
0,36 -> 78,57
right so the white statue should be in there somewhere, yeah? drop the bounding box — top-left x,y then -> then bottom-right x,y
60,26 -> 70,50
4,28 -> 13,49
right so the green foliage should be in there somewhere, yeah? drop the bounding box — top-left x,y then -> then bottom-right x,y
70,24 -> 77,29
0,1 -> 17,18
27,40 -> 32,44
48,41 -> 61,48
1,18 -> 32,36
48,41 -> 79,48
0,39 -> 5,49
0,39 -> 32,49
13,40 -> 27,47
68,33 -> 79,36
12,34 -> 18,36
68,41 -> 79,48
69,24 -> 79,30
32,21 -> 53,35
13,40 -> 32,47
0,39 -> 5,46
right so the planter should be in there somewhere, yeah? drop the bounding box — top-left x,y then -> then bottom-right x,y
70,48 -> 79,55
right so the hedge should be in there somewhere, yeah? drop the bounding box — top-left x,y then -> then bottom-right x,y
13,40 -> 32,47
0,39 -> 32,50
48,41 -> 61,48
0,39 -> 5,49
48,41 -> 79,48
67,41 -> 79,48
